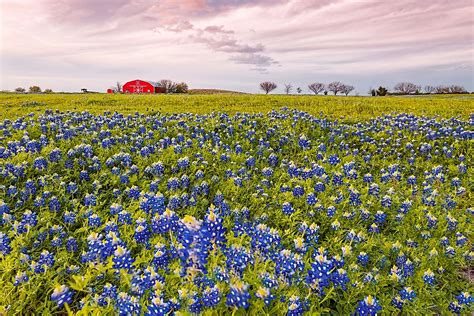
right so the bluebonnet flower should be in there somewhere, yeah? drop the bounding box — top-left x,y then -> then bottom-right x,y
328,154 -> 340,165
116,292 -> 141,315
14,271 -> 29,286
448,301 -> 462,314
134,220 -> 150,246
51,285 -> 74,308
226,245 -> 254,276
88,213 -> 102,227
287,296 -> 305,316
293,185 -> 305,197
34,157 -> 48,170
118,210 -> 133,225
282,202 -> 295,215
202,286 -> 221,308
391,295 -> 404,310
357,252 -> 369,267
400,287 -> 416,301
48,196 -> 60,212
355,296 -> 382,316
113,246 -> 134,270
275,249 -> 304,281
326,205 -> 336,217
226,281 -> 250,309
314,181 -> 326,193
455,292 -> 473,306
84,193 -> 97,206
145,297 -> 171,316
39,250 -> 55,268
368,183 -> 379,196
49,148 -> 62,162
445,246 -> 455,257
332,268 -> 350,290
363,173 -> 373,183
306,254 -> 333,294
298,134 -> 310,149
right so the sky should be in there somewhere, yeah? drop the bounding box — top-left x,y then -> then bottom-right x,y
1,0 -> 473,94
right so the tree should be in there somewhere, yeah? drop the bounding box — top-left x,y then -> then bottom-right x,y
327,81 -> 344,95
115,82 -> 122,93
376,86 -> 388,96
29,86 -> 41,93
160,80 -> 177,93
308,83 -> 325,95
15,87 -> 26,93
297,87 -> 302,94
435,85 -> 450,94
449,85 -> 467,93
341,84 -> 354,96
393,82 -> 420,94
284,83 -> 293,94
44,89 -> 53,93
260,81 -> 277,94
175,82 -> 189,93
424,85 -> 435,94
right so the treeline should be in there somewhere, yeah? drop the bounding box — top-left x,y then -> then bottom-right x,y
369,82 -> 468,96
157,80 -> 188,94
12,86 -> 53,94
259,81 -> 469,96
260,81 -> 355,95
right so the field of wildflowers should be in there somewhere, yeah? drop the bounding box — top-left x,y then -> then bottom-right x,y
0,104 -> 472,315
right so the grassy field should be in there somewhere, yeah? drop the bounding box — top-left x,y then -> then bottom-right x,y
1,93 -> 473,121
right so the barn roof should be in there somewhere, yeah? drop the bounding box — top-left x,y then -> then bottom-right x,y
146,81 -> 161,87
126,79 -> 162,87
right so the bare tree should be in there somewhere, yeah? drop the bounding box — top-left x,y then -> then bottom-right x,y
159,80 -> 177,93
284,83 -> 293,94
424,85 -> 435,94
260,81 -> 277,94
114,82 -> 122,93
341,84 -> 355,96
449,85 -> 467,93
15,87 -> 26,93
327,81 -> 344,95
393,82 -> 420,94
308,82 -> 325,95
435,85 -> 450,94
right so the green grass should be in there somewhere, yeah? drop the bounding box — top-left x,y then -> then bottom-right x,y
1,93 -> 472,121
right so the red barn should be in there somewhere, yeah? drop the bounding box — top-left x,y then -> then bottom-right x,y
122,79 -> 165,94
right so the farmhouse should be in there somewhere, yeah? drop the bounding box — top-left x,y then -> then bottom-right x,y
122,79 -> 165,94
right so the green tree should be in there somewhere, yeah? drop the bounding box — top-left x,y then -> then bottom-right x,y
376,86 -> 388,96
29,86 -> 42,93
175,82 -> 189,93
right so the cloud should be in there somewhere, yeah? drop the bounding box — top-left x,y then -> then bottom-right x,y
203,25 -> 234,34
165,20 -> 195,32
230,54 -> 278,67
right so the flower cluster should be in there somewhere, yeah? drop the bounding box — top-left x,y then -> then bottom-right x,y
0,109 -> 471,314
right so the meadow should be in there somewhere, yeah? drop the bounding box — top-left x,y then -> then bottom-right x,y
1,93 -> 473,121
0,93 -> 472,315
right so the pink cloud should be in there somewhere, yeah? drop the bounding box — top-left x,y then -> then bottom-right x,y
203,25 -> 234,34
